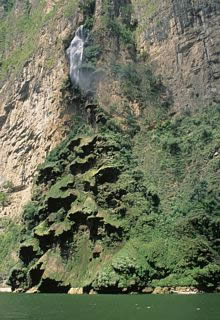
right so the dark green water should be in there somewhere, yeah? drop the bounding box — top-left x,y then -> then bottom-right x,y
0,293 -> 219,320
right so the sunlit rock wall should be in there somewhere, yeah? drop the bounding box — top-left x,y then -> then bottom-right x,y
0,1 -> 82,217
134,0 -> 220,110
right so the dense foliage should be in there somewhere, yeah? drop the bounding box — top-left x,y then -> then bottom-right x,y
8,97 -> 220,292
1,0 -> 219,292
0,0 -> 80,84
0,218 -> 21,282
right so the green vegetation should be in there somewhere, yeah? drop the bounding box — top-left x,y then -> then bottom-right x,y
100,0 -> 134,45
130,103 -> 220,288
9,100 -> 220,292
0,0 -> 45,79
0,218 -> 22,282
0,191 -> 8,207
8,104 -> 159,291
135,104 -> 220,217
0,0 -> 15,13
2,180 -> 14,192
84,42 -> 102,66
79,0 -> 96,29
0,0 -> 80,83
0,180 -> 14,207
133,0 -> 218,35
111,62 -> 163,105
3,0 -> 220,293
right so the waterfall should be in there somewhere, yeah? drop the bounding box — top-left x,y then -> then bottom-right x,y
66,25 -> 88,86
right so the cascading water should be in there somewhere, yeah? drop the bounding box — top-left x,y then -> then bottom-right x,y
66,25 -> 88,86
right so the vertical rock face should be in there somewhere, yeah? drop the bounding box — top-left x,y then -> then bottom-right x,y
134,0 -> 220,109
1,0 -> 220,292
0,1 -> 218,216
0,1 -> 82,217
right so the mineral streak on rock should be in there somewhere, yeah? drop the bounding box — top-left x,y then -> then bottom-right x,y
134,0 -> 220,109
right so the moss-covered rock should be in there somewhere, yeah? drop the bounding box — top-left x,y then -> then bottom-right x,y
19,238 -> 41,265
6,0 -> 220,292
9,109 -> 157,292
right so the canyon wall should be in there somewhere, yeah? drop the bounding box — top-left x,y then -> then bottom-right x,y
0,1 -> 82,217
1,0 -> 219,218
134,0 -> 220,110
0,0 -> 219,291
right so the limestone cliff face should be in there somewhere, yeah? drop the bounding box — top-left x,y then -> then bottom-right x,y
134,0 -> 220,110
0,0 -> 220,291
0,0 -> 131,218
1,0 -> 219,218
0,1 -> 82,217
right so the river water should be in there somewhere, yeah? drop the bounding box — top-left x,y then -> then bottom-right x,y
0,293 -> 219,320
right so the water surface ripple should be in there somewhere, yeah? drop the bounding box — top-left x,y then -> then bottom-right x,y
0,293 -> 219,320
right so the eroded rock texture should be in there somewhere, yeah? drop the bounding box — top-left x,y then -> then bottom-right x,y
0,1 -> 82,217
134,0 -> 220,109
8,117 -> 154,293
1,0 -> 220,292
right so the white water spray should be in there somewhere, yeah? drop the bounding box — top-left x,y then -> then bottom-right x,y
66,25 -> 88,86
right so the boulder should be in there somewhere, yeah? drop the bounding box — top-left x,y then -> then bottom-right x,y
68,287 -> 83,294
152,287 -> 170,294
142,287 -> 154,294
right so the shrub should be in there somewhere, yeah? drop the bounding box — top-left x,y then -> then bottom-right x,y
83,43 -> 102,66
1,0 -> 15,13
0,191 -> 9,207
23,201 -> 40,229
79,0 -> 96,30
111,62 -> 162,105
2,180 -> 14,192
0,218 -> 22,279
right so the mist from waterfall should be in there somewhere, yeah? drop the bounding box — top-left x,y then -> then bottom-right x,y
67,25 -> 104,94
66,25 -> 88,87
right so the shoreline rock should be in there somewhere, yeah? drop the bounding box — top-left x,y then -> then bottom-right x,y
0,287 -> 12,293
151,286 -> 202,295
170,287 -> 200,295
68,288 -> 83,295
7,285 -> 219,295
151,286 -> 201,295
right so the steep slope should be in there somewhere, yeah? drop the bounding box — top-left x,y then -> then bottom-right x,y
0,0 -> 219,292
0,0 -> 81,211
0,0 -> 82,281
134,0 -> 220,109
